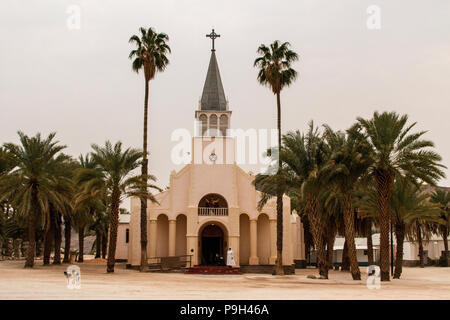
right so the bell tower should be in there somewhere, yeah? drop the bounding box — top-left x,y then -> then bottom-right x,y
195,29 -> 232,137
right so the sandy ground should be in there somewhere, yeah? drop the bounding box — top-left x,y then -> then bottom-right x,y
0,259 -> 449,300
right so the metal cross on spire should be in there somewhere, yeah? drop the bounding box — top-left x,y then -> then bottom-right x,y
206,28 -> 220,52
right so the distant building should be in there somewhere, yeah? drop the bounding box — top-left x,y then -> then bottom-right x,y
308,236 -> 379,266
403,234 -> 450,266
115,213 -> 130,261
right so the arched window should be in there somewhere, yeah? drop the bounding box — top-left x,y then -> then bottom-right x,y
219,114 -> 228,136
199,114 -> 207,135
209,114 -> 218,136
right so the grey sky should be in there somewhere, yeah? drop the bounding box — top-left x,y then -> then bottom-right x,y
1,0 -> 449,208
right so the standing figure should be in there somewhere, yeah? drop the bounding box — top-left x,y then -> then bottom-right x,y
226,247 -> 235,267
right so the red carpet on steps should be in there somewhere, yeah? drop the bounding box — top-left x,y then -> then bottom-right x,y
185,266 -> 241,274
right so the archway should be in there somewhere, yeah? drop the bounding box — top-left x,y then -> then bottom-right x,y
198,222 -> 228,265
175,214 -> 187,256
257,213 -> 270,264
156,214 -> 169,257
239,214 -> 250,265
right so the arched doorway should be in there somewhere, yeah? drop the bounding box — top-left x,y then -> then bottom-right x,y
199,223 -> 227,265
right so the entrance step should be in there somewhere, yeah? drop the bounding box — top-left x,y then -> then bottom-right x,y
185,265 -> 241,275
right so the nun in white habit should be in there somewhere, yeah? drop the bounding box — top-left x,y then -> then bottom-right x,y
226,247 -> 236,267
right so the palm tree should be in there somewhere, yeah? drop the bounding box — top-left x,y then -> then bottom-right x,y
281,124 -> 330,278
90,209 -> 109,258
322,125 -> 373,280
129,27 -> 171,272
76,141 -> 160,272
410,220 -> 434,267
0,132 -> 68,268
254,40 -> 298,275
430,189 -> 450,264
62,206 -> 73,263
74,154 -> 101,262
357,111 -> 446,281
390,178 -> 440,278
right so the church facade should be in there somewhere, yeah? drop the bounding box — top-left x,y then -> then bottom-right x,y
125,32 -> 306,271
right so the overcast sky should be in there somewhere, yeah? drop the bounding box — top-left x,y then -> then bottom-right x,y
1,0 -> 449,209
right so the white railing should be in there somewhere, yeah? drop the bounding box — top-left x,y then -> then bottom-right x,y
198,207 -> 228,216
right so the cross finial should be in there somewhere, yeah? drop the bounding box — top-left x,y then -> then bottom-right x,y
206,28 -> 220,52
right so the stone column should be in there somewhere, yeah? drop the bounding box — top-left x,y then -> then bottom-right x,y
186,235 -> 198,266
168,219 -> 176,256
249,219 -> 259,265
149,220 -> 157,258
269,219 -> 277,264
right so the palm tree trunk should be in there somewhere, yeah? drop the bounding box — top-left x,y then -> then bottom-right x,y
394,222 -> 405,279
342,194 -> 361,280
107,188 -> 120,272
43,223 -> 54,265
326,223 -> 336,269
341,240 -> 350,271
24,188 -> 38,268
274,91 -> 284,276
303,218 -> 313,263
417,225 -> 424,268
78,225 -> 84,262
375,171 -> 394,281
102,233 -> 107,259
442,226 -> 449,261
306,198 -> 328,278
95,229 -> 101,258
53,213 -> 62,264
63,218 -> 71,263
140,78 -> 149,272
366,219 -> 374,266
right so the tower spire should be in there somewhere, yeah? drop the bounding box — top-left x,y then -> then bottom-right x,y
200,29 -> 226,111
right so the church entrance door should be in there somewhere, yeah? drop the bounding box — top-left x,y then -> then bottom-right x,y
200,224 -> 225,266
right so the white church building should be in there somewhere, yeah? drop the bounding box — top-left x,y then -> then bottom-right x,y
120,31 -> 306,272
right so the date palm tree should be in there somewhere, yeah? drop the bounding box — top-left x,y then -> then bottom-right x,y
391,179 -> 440,278
0,132 -> 68,267
76,141 -> 160,272
430,189 -> 450,264
357,111 -> 446,281
129,27 -> 170,272
322,124 -> 373,280
359,177 -> 441,278
281,124 -> 330,278
254,40 -> 298,275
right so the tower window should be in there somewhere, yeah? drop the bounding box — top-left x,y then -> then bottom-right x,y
220,114 -> 228,136
126,228 -> 129,243
199,114 -> 207,135
210,114 -> 218,136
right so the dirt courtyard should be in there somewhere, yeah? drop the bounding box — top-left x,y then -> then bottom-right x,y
0,260 -> 449,300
